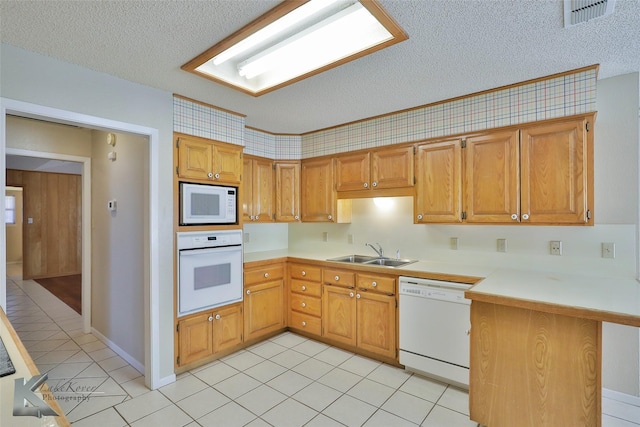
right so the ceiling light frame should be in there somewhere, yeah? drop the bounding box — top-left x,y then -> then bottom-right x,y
181,0 -> 408,97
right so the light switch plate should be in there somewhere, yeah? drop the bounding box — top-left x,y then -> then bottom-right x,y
602,242 -> 615,259
450,237 -> 459,250
497,238 -> 507,253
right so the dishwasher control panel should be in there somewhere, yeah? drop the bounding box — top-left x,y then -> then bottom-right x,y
399,277 -> 471,304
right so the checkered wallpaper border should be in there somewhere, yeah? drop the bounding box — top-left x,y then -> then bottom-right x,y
301,68 -> 597,158
173,68 -> 596,159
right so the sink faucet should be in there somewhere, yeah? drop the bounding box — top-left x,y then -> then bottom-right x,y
365,242 -> 384,258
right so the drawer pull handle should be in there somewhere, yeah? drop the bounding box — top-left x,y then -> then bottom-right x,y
335,275 -> 340,281
363,182 -> 368,188
372,281 -> 377,287
417,214 -> 423,220
356,293 -> 361,299
215,314 -> 221,320
208,316 -> 213,322
301,271 -> 306,276
264,272 -> 269,278
522,213 -> 530,220
301,285 -> 306,291
328,215 -> 333,220
246,289 -> 251,295
301,302 -> 306,308
372,181 -> 377,187
214,173 -> 220,179
301,321 -> 306,327
349,292 -> 354,298
295,215 -> 300,220
207,172 -> 213,178
511,213 -> 518,220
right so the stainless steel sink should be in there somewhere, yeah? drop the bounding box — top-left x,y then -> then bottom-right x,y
363,258 -> 417,268
327,255 -> 417,268
327,255 -> 378,263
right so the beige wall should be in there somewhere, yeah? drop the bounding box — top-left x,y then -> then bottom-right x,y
6,115 -> 93,156
5,187 -> 22,263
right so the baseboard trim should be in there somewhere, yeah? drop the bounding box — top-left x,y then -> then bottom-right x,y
91,327 -> 145,374
603,388 -> 640,407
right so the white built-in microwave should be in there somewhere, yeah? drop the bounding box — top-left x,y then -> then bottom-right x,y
180,182 -> 238,225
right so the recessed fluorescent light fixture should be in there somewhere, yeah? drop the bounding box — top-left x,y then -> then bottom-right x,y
182,0 -> 408,96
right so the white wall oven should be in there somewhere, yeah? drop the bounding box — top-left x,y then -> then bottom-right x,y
180,182 -> 238,226
177,230 -> 243,317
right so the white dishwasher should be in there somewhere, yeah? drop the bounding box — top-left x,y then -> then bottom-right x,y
399,276 -> 471,388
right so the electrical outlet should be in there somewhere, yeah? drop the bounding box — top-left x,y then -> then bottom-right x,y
602,242 -> 615,259
497,238 -> 507,253
322,232 -> 329,242
244,232 -> 250,243
450,237 -> 459,250
550,240 -> 562,256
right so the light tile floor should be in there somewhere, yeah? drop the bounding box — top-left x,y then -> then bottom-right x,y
6,264 -> 640,426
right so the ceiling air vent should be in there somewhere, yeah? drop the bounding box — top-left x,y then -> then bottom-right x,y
564,0 -> 616,27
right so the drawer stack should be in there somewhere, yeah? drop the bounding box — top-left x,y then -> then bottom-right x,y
288,263 -> 322,336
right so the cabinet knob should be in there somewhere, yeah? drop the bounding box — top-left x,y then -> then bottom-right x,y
334,275 -> 340,281
255,215 -> 260,221
301,302 -> 306,308
301,321 -> 306,327
349,292 -> 354,298
246,289 -> 251,295
215,314 -> 221,320
522,214 -> 529,220
417,214 -> 423,220
372,281 -> 377,287
301,285 -> 307,291
301,271 -> 306,276
364,182 -> 369,188
250,215 -> 255,220
264,272 -> 269,278
207,172 -> 213,178
511,214 -> 518,220
328,215 -> 333,220
214,173 -> 220,179
356,293 -> 361,299
208,316 -> 214,322
372,181 -> 377,187
294,215 -> 300,220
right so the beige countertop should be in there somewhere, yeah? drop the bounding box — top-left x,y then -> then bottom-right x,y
245,249 -> 640,326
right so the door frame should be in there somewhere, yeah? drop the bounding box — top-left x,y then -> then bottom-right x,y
6,147 -> 91,330
0,97 -> 163,390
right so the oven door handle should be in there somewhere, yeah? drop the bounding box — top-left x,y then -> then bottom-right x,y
179,245 -> 242,256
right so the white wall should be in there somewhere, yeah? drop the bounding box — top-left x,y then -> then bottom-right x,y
0,43 -> 175,386
91,130 -> 148,367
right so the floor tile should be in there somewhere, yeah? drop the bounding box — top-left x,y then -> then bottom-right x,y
109,365 -> 143,384
159,374 -> 208,402
270,348 -> 310,369
262,397 -> 318,427
267,370 -> 313,396
235,384 -> 287,415
176,387 -> 230,419
305,413 -> 346,427
292,357 -> 334,380
224,350 -> 265,371
422,405 -> 477,426
71,407 -> 128,427
247,340 -> 287,359
365,409 -> 419,427
130,403 -> 193,427
318,367 -> 362,393
347,378 -> 396,407
399,374 -> 448,403
192,362 -> 239,385
197,401 -> 256,427
314,346 -> 354,366
291,339 -> 330,356
367,363 -> 412,389
603,414 -> 640,427
383,389 -> 435,424
436,386 -> 470,416
270,332 -> 308,348
214,372 -> 261,399
120,376 -> 151,398
66,395 -> 129,423
98,355 -> 130,372
339,354 -> 382,377
114,390 -> 172,424
292,381 -> 342,412
244,359 -> 288,383
323,394 -> 377,426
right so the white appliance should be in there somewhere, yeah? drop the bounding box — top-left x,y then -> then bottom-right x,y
180,182 -> 238,225
399,276 -> 472,388
177,230 -> 243,317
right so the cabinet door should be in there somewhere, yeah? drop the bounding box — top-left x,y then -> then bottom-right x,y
242,157 -> 254,222
178,313 -> 213,366
322,285 -> 356,347
252,158 -> 274,222
212,304 -> 243,353
372,146 -> 414,189
415,139 -> 462,223
335,152 -> 370,191
244,279 -> 284,342
521,119 -> 588,224
177,137 -> 214,181
464,130 -> 520,223
356,291 -> 396,359
213,143 -> 243,184
301,158 -> 336,222
275,161 -> 300,222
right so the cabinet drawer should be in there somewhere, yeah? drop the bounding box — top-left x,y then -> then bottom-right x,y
357,273 -> 396,294
290,293 -> 321,316
290,279 -> 321,297
290,311 -> 321,336
245,264 -> 284,286
323,268 -> 355,287
290,264 -> 322,282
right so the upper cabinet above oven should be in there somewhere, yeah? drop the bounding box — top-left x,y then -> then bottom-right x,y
176,134 -> 243,185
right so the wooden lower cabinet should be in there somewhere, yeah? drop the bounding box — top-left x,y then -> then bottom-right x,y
322,269 -> 397,360
244,263 -> 285,342
289,263 -> 323,336
177,303 -> 243,367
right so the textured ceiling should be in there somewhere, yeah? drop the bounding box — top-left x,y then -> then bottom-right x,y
1,0 -> 639,134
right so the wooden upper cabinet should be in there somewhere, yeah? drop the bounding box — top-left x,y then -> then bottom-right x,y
243,156 -> 274,223
521,118 -> 589,224
415,138 -> 462,223
335,146 -> 414,193
301,157 -> 346,222
177,134 -> 242,184
336,152 -> 370,191
275,161 -> 301,222
464,130 -> 520,223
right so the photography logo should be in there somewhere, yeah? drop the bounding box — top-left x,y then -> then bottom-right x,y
13,374 -> 58,418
